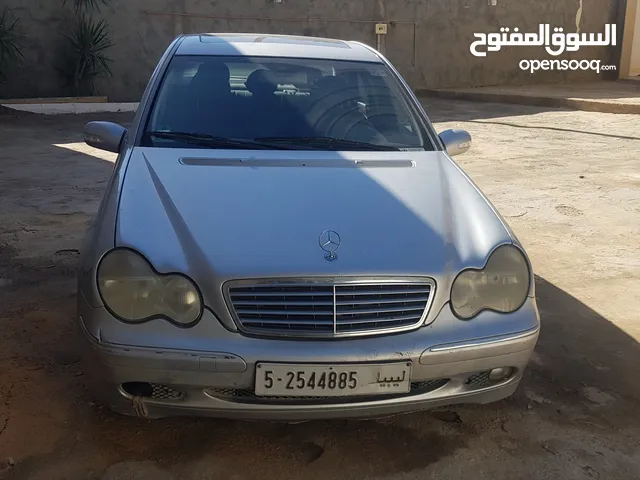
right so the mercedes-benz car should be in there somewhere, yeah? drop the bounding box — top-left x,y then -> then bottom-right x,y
78,33 -> 540,420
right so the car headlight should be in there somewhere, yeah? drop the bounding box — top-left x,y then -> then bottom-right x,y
451,245 -> 531,319
97,248 -> 202,326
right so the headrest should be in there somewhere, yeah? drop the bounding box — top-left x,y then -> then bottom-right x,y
192,62 -> 230,85
245,69 -> 278,94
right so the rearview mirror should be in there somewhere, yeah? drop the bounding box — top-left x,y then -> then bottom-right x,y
84,121 -> 127,153
438,129 -> 471,156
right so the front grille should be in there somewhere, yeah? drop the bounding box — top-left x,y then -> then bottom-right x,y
226,280 -> 435,338
204,379 -> 448,404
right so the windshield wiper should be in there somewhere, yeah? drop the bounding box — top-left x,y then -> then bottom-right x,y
255,136 -> 401,151
147,131 -> 289,150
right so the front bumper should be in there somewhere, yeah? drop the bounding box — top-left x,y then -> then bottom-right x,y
78,294 -> 540,421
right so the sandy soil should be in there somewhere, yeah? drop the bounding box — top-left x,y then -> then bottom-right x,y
0,99 -> 639,480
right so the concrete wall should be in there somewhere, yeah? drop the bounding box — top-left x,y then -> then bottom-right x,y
0,0 -> 622,101
631,0 -> 640,75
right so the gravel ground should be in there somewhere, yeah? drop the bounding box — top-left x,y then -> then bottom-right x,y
0,99 -> 639,480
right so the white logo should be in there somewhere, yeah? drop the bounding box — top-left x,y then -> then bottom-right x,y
470,24 -> 617,58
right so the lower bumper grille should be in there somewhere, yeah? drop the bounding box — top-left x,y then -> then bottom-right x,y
464,371 -> 493,390
225,279 -> 435,338
150,383 -> 184,400
204,379 -> 448,404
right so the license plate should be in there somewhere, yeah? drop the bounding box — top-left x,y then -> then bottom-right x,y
255,362 -> 412,397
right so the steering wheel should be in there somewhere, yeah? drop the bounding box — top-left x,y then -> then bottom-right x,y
305,86 -> 378,140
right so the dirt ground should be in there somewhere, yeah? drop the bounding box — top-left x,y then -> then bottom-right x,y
0,99 -> 639,480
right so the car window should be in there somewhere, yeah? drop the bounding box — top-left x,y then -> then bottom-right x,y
143,55 -> 434,151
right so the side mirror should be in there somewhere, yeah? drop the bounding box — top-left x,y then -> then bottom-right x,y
438,129 -> 472,156
84,121 -> 127,153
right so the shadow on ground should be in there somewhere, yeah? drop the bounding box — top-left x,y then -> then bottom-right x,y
423,97 -> 640,142
422,97 -> 573,122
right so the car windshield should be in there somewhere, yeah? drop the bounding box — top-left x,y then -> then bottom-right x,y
143,55 -> 434,151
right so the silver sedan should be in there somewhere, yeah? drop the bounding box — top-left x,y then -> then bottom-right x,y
78,33 -> 540,420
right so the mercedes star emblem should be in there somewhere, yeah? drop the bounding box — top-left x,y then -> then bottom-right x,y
319,230 -> 341,262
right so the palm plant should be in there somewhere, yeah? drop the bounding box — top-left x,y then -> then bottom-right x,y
58,0 -> 113,96
59,15 -> 113,95
0,8 -> 24,82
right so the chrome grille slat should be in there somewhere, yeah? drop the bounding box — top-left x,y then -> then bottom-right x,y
335,305 -> 425,315
242,318 -> 335,326
334,287 -> 431,296
231,290 -> 333,297
336,296 -> 429,305
243,326 -> 333,331
234,299 -> 335,306
335,313 -> 424,324
236,309 -> 334,316
227,280 -> 434,338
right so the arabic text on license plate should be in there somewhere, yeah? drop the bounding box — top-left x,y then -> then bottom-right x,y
254,362 -> 412,397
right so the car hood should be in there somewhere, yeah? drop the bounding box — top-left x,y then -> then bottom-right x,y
116,148 -> 512,315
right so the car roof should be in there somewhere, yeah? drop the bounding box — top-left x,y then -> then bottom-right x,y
175,33 -> 384,62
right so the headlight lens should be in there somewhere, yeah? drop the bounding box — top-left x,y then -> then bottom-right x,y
97,249 -> 202,326
451,245 -> 530,319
